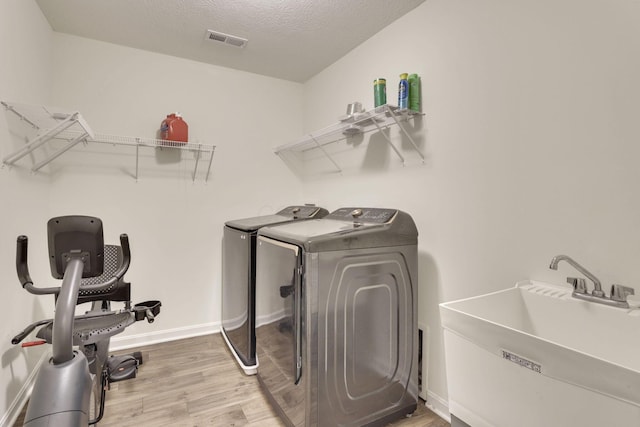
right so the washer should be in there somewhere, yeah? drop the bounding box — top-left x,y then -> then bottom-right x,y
255,207 -> 418,427
221,205 -> 328,375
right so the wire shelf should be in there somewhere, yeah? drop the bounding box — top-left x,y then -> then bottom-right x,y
1,101 -> 216,182
274,104 -> 424,173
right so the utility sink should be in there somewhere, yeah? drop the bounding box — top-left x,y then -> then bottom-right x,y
440,280 -> 640,427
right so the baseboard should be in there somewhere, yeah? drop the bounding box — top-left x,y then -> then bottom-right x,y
0,350 -> 49,427
417,320 -> 451,424
110,321 -> 221,351
255,309 -> 286,328
425,389 -> 451,423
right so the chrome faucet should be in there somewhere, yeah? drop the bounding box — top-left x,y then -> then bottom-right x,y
549,255 -> 604,297
549,254 -> 635,309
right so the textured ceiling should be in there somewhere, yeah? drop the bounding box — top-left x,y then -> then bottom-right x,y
35,0 -> 425,82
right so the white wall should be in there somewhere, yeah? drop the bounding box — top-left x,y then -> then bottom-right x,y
47,33 -> 306,339
302,0 -> 640,415
0,1 -> 54,424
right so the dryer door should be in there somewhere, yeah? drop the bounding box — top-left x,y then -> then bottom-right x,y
317,249 -> 418,425
255,236 -> 305,425
221,226 -> 254,366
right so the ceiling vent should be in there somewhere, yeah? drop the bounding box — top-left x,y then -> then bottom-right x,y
205,30 -> 248,48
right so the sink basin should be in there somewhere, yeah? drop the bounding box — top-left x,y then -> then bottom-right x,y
440,280 -> 640,427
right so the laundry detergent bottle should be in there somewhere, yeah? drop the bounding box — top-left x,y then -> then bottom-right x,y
160,113 -> 188,143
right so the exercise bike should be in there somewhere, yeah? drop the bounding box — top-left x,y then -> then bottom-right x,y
11,215 -> 161,426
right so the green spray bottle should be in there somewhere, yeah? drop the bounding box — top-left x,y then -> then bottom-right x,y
408,74 -> 421,112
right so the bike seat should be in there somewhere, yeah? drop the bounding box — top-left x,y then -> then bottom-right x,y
36,311 -> 136,346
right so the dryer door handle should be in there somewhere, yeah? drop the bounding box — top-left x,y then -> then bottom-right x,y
280,284 -> 294,298
293,262 -> 303,385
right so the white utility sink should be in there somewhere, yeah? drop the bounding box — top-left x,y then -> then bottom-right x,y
440,280 -> 640,427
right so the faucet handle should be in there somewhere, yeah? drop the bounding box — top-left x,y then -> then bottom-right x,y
611,284 -> 635,302
567,277 -> 588,294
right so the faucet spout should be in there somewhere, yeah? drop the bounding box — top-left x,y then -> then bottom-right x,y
549,254 -> 604,297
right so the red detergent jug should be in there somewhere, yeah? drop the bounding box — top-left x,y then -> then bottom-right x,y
160,113 -> 188,143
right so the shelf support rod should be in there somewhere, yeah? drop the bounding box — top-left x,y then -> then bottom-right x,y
310,134 -> 341,173
204,147 -> 215,183
32,131 -> 88,172
387,108 -> 425,163
192,144 -> 202,183
3,113 -> 79,166
1,101 -> 39,130
373,119 -> 406,165
135,142 -> 139,182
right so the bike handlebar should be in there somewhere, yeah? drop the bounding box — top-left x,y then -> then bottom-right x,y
16,236 -> 59,295
16,233 -> 132,295
11,319 -> 52,345
16,235 -> 29,285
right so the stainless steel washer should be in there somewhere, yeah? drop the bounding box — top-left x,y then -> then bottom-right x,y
221,205 -> 328,375
255,207 -> 418,426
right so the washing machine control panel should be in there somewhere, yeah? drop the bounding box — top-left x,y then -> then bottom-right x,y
277,205 -> 322,218
328,207 -> 397,224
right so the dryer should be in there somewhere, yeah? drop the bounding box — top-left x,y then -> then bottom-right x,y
255,207 -> 418,426
221,205 -> 328,375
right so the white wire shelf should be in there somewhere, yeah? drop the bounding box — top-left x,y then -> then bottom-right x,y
274,104 -> 424,173
1,101 -> 216,182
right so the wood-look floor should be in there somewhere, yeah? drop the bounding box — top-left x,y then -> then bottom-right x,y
14,334 -> 450,427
